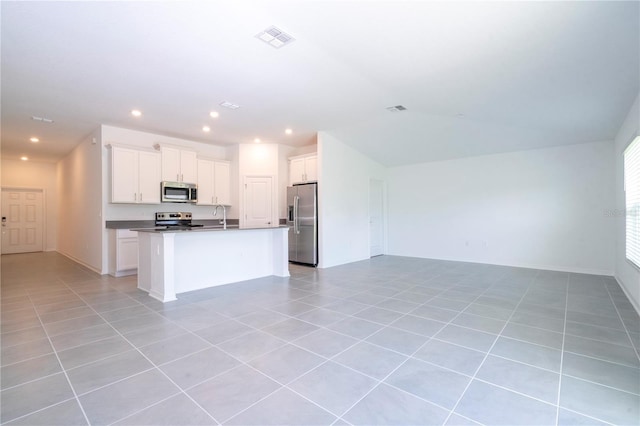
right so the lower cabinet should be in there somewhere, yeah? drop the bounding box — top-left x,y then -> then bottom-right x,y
109,229 -> 138,277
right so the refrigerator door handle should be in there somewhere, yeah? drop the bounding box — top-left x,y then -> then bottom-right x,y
294,195 -> 300,234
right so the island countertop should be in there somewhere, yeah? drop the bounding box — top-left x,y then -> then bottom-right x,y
132,225 -> 289,233
105,219 -> 240,229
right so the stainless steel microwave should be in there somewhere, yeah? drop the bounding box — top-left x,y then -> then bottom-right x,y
161,181 -> 197,203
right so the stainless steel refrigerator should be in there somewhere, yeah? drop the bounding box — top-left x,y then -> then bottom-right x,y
287,183 -> 318,266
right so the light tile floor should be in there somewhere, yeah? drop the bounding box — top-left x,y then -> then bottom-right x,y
1,252 -> 639,425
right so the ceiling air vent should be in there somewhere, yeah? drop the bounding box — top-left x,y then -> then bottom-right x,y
31,115 -> 54,123
256,26 -> 295,49
386,105 -> 407,112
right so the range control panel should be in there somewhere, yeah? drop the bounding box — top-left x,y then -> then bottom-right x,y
155,212 -> 192,221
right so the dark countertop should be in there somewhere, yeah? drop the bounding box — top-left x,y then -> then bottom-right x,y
106,218 -> 286,230
106,220 -> 156,229
106,219 -> 239,229
133,225 -> 289,233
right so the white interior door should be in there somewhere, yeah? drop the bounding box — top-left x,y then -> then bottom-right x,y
1,189 -> 44,254
243,176 -> 274,228
369,179 -> 384,257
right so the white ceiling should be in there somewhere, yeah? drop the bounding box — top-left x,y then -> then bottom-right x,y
2,1 -> 638,166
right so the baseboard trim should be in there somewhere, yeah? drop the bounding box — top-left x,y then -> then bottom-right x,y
614,274 -> 640,316
56,250 -> 102,275
385,253 -> 614,277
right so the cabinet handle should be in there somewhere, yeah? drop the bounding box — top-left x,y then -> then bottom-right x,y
140,193 -> 142,202
134,193 -> 137,202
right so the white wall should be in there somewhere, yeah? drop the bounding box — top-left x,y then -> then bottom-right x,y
1,159 -> 58,251
388,141 -> 615,275
318,132 -> 387,268
100,125 -> 234,222
290,143 -> 317,157
57,129 -> 104,272
614,93 -> 640,312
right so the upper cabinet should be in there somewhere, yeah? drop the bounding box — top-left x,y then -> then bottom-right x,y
196,159 -> 231,205
160,146 -> 197,183
289,153 -> 317,185
110,146 -> 161,204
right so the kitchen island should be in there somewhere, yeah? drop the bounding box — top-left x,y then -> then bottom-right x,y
136,226 -> 289,302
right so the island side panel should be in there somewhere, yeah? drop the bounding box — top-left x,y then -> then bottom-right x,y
137,232 -> 151,293
151,233 -> 177,302
137,232 -> 178,302
172,228 -> 288,294
271,227 -> 290,277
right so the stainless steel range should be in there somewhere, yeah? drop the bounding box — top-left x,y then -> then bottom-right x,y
155,212 -> 203,230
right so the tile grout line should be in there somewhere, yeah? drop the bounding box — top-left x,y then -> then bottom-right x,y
217,270 -> 472,423
5,257 -> 637,425
10,288 -> 94,425
604,276 -> 640,362
57,280 -> 223,425
442,269 -> 543,425
554,272 -> 570,426
560,372 -> 640,397
218,302 -> 401,422
332,271 -> 511,424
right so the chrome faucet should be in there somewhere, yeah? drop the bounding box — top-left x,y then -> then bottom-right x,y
213,205 -> 227,229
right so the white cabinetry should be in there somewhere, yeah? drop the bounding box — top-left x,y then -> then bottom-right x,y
160,146 -> 197,183
197,159 -> 231,205
289,154 -> 317,185
108,229 -> 138,277
111,146 -> 161,204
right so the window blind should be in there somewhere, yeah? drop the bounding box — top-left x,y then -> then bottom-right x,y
624,135 -> 640,268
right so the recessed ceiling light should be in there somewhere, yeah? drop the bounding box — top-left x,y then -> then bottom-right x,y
256,26 -> 295,49
220,101 -> 240,110
209,111 -> 219,118
202,126 -> 211,133
20,156 -> 28,161
30,137 -> 39,143
254,138 -> 261,144
285,128 -> 293,135
131,109 -> 142,117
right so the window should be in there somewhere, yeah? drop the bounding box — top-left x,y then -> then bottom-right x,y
624,135 -> 640,268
